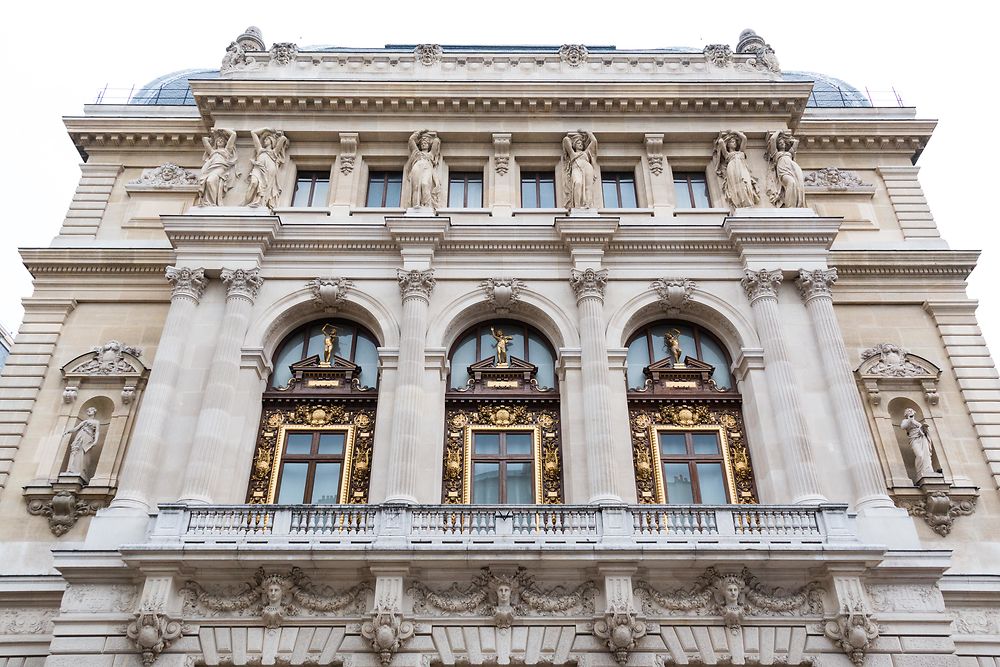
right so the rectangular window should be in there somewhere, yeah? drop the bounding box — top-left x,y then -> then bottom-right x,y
275,429 -> 348,504
520,171 -> 556,208
657,429 -> 729,504
470,430 -> 535,504
448,172 -> 484,208
601,171 -> 638,208
291,170 -> 331,207
366,171 -> 403,207
673,172 -> 711,209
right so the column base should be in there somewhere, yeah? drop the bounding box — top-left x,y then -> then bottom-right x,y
792,493 -> 828,505
106,494 -> 152,513
588,493 -> 624,505
176,495 -> 212,505
384,493 -> 418,504
855,504 -> 921,549
854,492 -> 897,511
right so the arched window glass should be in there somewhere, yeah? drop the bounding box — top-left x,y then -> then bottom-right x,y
270,319 -> 380,389
448,319 -> 556,390
625,321 -> 733,390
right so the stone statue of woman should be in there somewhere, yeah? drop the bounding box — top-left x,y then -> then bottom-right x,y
63,407 -> 100,477
900,408 -> 937,481
713,130 -> 759,209
764,129 -> 805,208
244,128 -> 289,209
402,130 -> 442,209
562,130 -> 598,209
197,128 -> 238,206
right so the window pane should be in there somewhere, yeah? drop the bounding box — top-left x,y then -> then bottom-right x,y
619,177 -> 637,208
649,324 -> 671,362
690,176 -> 710,208
292,178 -> 312,207
527,334 -> 555,389
508,330 -> 525,362
521,178 -> 537,208
626,335 -> 649,390
450,333 -> 476,389
334,326 -> 355,361
448,177 -> 465,208
474,432 -> 501,455
318,432 -> 346,455
696,463 -> 728,504
692,432 -> 720,455
355,334 -> 379,389
306,327 -> 327,360
384,175 -> 402,207
539,177 -> 555,208
659,433 -> 687,456
472,463 -> 500,503
311,179 -> 330,206
366,176 -> 386,207
272,334 -> 304,387
466,178 -> 483,207
285,433 -> 313,455
664,463 -> 694,504
673,178 -> 694,209
602,180 -> 620,208
276,463 -> 308,503
506,432 -> 533,456
699,336 -> 733,390
506,462 -> 533,503
312,463 -> 342,504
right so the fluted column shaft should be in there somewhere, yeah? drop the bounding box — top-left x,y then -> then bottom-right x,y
179,268 -> 263,504
113,267 -> 207,510
798,269 -> 893,509
385,269 -> 435,503
570,269 -> 621,503
742,269 -> 825,504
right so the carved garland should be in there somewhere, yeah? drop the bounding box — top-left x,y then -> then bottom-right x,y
442,403 -> 563,504
629,403 -> 757,504
247,403 -> 375,504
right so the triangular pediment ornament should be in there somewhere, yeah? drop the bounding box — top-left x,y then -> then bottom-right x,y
646,356 -> 714,373
454,356 -> 553,394
289,354 -> 359,373
272,354 -> 371,394
636,355 -> 732,396
62,340 -> 146,379
856,342 -> 941,379
467,356 -> 537,373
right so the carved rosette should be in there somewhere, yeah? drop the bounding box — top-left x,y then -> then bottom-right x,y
796,268 -> 838,302
804,167 -> 868,190
269,42 -> 298,65
652,277 -> 695,313
307,277 -> 353,311
165,266 -> 207,303
27,490 -> 106,536
629,404 -> 757,504
221,268 -> 263,302
741,269 -> 782,303
414,44 -> 443,65
569,268 -> 608,301
442,404 -> 563,504
129,163 -> 198,187
825,602 -> 880,666
247,404 -> 375,504
126,608 -> 183,666
558,44 -> 589,67
481,277 -> 523,313
703,44 -> 733,67
397,268 -> 435,302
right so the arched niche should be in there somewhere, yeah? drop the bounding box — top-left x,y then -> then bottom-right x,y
59,396 -> 116,482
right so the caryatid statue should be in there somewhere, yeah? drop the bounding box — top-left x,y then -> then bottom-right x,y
63,407 -> 100,478
245,128 -> 289,209
197,128 -> 238,206
899,408 -> 938,481
712,130 -> 759,209
562,130 -> 598,209
764,129 -> 806,208
402,130 -> 442,209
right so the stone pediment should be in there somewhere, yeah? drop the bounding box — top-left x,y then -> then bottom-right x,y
855,342 -> 941,405
62,341 -> 146,382
273,354 -> 369,395
455,356 -> 553,395
635,356 -> 731,396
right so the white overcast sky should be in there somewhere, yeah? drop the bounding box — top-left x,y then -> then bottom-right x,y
1,1 -> 998,360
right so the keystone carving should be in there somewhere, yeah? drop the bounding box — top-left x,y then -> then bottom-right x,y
593,611 -> 646,664
824,601 -> 879,666
26,489 -> 105,536
308,277 -> 353,312
481,277 -> 524,313
129,163 -> 198,187
652,278 -> 695,313
362,598 -> 414,665
126,607 -> 183,665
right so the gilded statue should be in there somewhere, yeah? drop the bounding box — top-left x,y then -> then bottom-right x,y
764,129 -> 806,207
197,128 -> 238,206
321,323 -> 337,365
562,130 -> 598,209
245,128 -> 289,209
713,130 -> 759,209
664,329 -> 684,365
63,407 -> 100,477
402,130 -> 442,209
491,326 -> 513,367
900,408 -> 938,481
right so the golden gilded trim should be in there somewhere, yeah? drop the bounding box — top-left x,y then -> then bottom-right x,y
247,403 -> 375,504
630,403 -> 757,504
443,403 -> 562,504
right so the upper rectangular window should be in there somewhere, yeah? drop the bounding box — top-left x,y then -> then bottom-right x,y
291,171 -> 331,207
366,171 -> 403,207
448,172 -> 484,208
657,429 -> 728,504
275,429 -> 348,504
520,171 -> 556,208
601,171 -> 638,208
673,172 -> 711,209
471,430 -> 534,504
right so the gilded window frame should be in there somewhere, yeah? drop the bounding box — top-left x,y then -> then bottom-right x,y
267,423 -> 357,504
649,424 -> 736,504
464,424 -> 543,504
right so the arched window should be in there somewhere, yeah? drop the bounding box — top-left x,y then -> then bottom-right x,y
442,319 -> 563,505
247,318 -> 380,505
625,320 -> 758,505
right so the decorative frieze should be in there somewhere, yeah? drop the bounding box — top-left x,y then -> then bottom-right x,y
128,163 -> 198,188
804,167 -> 869,190
0,608 -> 57,635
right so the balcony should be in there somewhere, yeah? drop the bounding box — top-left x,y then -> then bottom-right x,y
144,502 -> 861,551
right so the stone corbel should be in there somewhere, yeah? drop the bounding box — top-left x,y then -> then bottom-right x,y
362,573 -> 414,666
896,477 -> 978,537
62,386 -> 78,404
644,134 -> 664,176
593,574 -> 646,665
823,576 -> 879,666
339,132 -> 359,175
492,133 -> 512,176
25,477 -> 107,536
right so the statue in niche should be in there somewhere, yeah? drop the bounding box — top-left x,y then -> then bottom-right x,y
900,408 -> 939,481
63,407 -> 100,478
245,128 -> 289,209
197,128 -> 238,206
402,130 -> 442,209
712,130 -> 760,209
321,323 -> 337,366
764,129 -> 806,208
664,329 -> 684,365
491,326 -> 513,367
562,130 -> 599,209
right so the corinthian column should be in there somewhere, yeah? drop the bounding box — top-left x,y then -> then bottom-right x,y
112,267 -> 207,511
385,269 -> 435,503
179,268 -> 263,504
741,269 -> 826,504
797,269 -> 893,509
570,268 -> 622,503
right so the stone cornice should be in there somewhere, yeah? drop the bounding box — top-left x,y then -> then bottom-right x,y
64,116 -> 206,159
20,248 -> 175,277
796,118 -> 935,160
162,216 -> 280,265
829,250 -> 979,280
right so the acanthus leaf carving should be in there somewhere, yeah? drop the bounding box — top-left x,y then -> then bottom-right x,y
27,489 -> 106,536
741,268 -> 782,302
398,268 -> 436,301
593,611 -> 646,665
898,489 -> 977,536
129,163 -> 198,188
796,268 -> 838,301
221,267 -> 263,301
166,266 -> 208,303
362,586 -> 414,666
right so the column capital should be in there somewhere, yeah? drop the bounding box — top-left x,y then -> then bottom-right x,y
741,268 -> 782,304
796,268 -> 838,302
165,266 -> 207,303
221,267 -> 263,302
397,268 -> 435,301
570,268 -> 608,301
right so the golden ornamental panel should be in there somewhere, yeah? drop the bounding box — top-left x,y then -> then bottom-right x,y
629,403 -> 758,504
443,403 -> 563,504
247,403 -> 375,504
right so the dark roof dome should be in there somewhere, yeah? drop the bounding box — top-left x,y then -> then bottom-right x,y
130,69 -> 219,105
